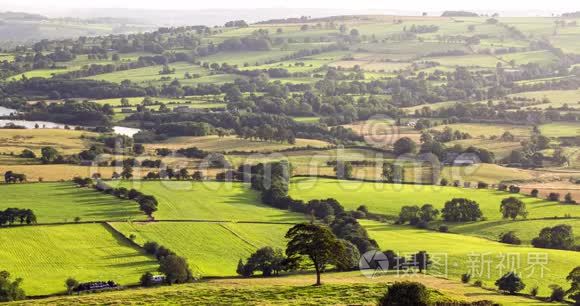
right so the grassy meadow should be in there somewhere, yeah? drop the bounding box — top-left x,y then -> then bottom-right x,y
7,271 -> 564,306
363,221 -> 580,296
289,177 -> 579,220
112,222 -> 292,276
0,128 -> 97,155
112,180 -> 305,222
0,224 -> 157,296
0,183 -> 142,223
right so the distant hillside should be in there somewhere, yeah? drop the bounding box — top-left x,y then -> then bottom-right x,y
441,11 -> 479,17
562,11 -> 580,18
0,11 -> 47,21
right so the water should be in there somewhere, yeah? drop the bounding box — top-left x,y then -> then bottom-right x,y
0,106 -> 18,116
0,106 -> 141,137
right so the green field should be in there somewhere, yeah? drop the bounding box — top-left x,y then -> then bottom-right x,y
0,224 -> 157,296
8,271 -> 562,306
85,62 -> 209,84
364,220 -> 580,296
112,221 -> 292,276
113,181 -> 305,222
146,135 -> 331,153
0,183 -> 142,223
431,123 -> 532,138
289,178 -> 579,220
539,122 -> 580,137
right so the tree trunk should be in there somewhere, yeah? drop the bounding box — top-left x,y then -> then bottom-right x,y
315,265 -> 321,286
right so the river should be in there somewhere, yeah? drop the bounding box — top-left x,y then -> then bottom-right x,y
0,106 -> 141,137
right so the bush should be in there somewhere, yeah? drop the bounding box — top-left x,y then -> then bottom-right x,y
440,178 -> 449,186
495,272 -> 525,294
530,189 -> 539,197
499,232 -> 521,245
474,280 -> 483,287
378,281 -> 429,306
530,286 -> 538,296
565,193 -> 576,204
416,220 -> 429,229
461,273 -> 471,284
439,225 -> 449,233
548,192 -> 560,202
477,182 -> 489,189
549,284 -> 565,302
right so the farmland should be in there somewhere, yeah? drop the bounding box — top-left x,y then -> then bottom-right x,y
113,180 -> 305,222
289,177 -> 580,220
111,222 -> 293,276
0,9 -> 579,305
0,224 -> 157,296
0,183 -> 142,223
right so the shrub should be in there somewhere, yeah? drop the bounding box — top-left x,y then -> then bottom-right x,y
549,284 -> 565,302
477,182 -> 489,189
378,281 -> 429,306
495,272 -> 525,294
440,178 -> 449,186
565,193 -> 576,204
548,192 -> 560,202
499,232 -> 521,245
498,184 -> 508,191
474,280 -> 483,287
530,286 -> 538,296
461,273 -> 471,284
530,189 -> 539,197
439,225 -> 449,233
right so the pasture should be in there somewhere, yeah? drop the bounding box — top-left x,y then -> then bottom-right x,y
0,224 -> 157,296
0,183 -> 142,223
289,177 -> 579,220
539,122 -> 580,137
10,271 -> 561,305
112,221 -> 292,276
145,135 -> 331,153
0,128 -> 97,155
113,180 -> 305,222
363,221 -> 580,296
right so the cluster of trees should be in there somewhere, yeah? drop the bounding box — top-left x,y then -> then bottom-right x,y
3,171 -> 27,183
236,247 -> 295,277
142,241 -> 195,285
22,100 -> 113,126
0,208 -> 37,226
249,161 -> 379,255
0,271 -> 26,302
441,198 -> 484,222
531,224 -> 578,251
396,204 -> 439,227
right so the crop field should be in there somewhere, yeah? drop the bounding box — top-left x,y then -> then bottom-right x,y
200,50 -> 295,66
289,177 -> 580,220
539,122 -> 580,137
508,89 -> 580,110
113,180 -> 305,222
448,138 -> 523,159
447,218 -> 580,245
0,183 -> 142,223
112,222 -> 292,276
0,224 -> 157,296
145,135 -> 331,153
364,221 -> 580,296
430,123 -> 532,138
440,164 -> 536,184
85,62 -> 210,84
10,271 -> 562,306
0,128 -> 97,155
0,164 -> 120,182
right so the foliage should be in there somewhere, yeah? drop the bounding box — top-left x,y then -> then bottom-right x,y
495,272 -> 525,294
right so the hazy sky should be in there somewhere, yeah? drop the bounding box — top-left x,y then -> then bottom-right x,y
1,0 -> 577,12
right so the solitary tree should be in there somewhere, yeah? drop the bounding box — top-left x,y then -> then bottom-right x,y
378,281 -> 429,306
500,197 -> 528,220
495,272 -> 525,294
285,223 -> 344,286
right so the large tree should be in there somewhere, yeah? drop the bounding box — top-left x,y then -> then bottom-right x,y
393,137 -> 417,156
285,223 -> 344,286
158,255 -> 193,285
500,197 -> 528,220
